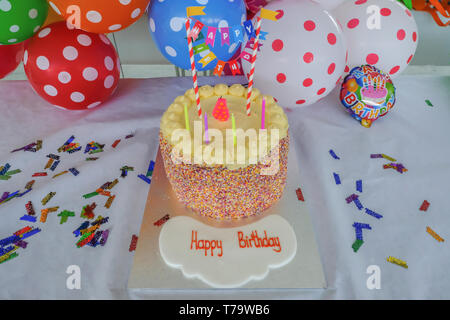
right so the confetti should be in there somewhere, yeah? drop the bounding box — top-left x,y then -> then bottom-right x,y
353,197 -> 364,210
73,222 -> 90,237
14,226 -> 32,236
83,191 -> 99,199
146,160 -> 156,177
426,227 -> 444,242
129,235 -> 138,252
356,180 -> 362,193
53,170 -> 69,178
425,99 -> 433,107
20,227 -> 41,240
420,200 -> 430,212
58,135 -> 75,152
138,174 -> 151,184
20,215 -> 37,223
125,134 -> 134,139
91,217 -> 109,226
57,210 -> 75,224
79,224 -> 100,236
346,194 -> 358,204
86,157 -> 99,161
68,168 -> 80,176
352,239 -> 364,252
112,139 -> 121,148
365,208 -> 383,219
81,203 -> 96,219
370,154 -> 383,158
106,179 -> 119,190
154,214 -> 170,227
32,172 -> 47,177
41,192 -> 56,205
387,256 -> 408,269
25,181 -> 35,191
295,188 -> 304,202
87,230 -> 103,247
333,172 -> 341,185
329,149 -> 340,160
104,195 -> 115,209
44,158 -> 54,170
0,252 -> 19,264
76,232 -> 96,248
100,230 -> 110,246
96,189 -> 111,197
381,154 -> 397,162
46,154 -> 60,160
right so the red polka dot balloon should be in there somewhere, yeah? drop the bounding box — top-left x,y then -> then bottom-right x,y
333,0 -> 418,78
242,0 -> 346,108
23,21 -> 120,110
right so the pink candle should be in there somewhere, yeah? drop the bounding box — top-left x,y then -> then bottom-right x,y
261,97 -> 266,130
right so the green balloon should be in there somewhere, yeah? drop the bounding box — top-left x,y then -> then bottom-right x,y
0,0 -> 49,45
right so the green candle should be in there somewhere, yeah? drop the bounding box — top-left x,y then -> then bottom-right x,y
184,103 -> 190,132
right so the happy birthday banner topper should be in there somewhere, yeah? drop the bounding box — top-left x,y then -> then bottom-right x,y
185,6 -> 279,76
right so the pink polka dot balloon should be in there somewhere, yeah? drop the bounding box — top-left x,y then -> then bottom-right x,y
242,0 -> 347,108
23,21 -> 120,110
333,0 -> 418,78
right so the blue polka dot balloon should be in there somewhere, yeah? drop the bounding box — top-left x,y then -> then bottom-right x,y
148,0 -> 246,71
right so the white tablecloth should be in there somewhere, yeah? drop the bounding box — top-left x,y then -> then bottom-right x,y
0,75 -> 449,299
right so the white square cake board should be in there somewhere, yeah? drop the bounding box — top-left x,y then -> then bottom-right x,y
128,142 -> 326,290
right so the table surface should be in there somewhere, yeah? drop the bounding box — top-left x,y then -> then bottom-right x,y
0,75 -> 449,299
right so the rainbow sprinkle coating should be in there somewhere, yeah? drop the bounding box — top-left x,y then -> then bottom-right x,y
159,132 -> 289,220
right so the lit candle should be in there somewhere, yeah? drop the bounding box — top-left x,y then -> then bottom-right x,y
261,97 -> 266,130
231,113 -> 236,146
204,112 -> 209,144
184,103 -> 190,132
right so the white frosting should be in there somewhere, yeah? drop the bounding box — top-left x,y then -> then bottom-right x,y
160,84 -> 289,168
159,215 -> 297,288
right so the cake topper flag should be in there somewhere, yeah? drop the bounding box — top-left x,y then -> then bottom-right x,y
212,98 -> 230,122
186,6 -> 206,17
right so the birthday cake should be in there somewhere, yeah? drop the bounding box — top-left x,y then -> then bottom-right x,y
159,83 -> 289,220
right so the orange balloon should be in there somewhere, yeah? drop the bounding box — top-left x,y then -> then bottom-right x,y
43,5 -> 64,27
346,78 -> 358,92
47,0 -> 150,33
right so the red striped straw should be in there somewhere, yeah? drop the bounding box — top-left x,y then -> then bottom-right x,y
185,18 -> 202,118
246,17 -> 262,117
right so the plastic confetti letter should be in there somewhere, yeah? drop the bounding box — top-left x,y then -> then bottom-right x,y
333,172 -> 341,185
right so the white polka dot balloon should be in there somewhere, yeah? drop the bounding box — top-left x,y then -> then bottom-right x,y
24,21 -> 120,110
312,0 -> 346,11
333,0 -> 418,78
242,0 -> 347,108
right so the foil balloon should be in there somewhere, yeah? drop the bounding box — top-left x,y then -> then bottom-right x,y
340,65 -> 396,128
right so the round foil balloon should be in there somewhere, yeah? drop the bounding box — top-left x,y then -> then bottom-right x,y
340,65 -> 396,128
242,0 -> 347,107
0,42 -> 25,79
0,0 -> 49,45
24,21 -> 120,110
333,0 -> 418,78
148,0 -> 246,71
48,0 -> 150,33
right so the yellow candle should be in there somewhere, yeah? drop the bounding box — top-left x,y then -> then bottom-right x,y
232,113 -> 236,146
184,103 -> 190,132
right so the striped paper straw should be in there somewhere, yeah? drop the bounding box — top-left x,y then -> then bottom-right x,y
185,18 -> 202,118
246,16 -> 262,116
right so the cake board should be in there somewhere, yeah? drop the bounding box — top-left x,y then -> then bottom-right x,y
128,141 -> 326,290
